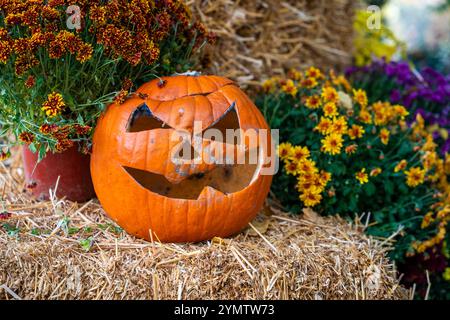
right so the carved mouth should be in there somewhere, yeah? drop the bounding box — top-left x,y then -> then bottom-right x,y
123,162 -> 259,200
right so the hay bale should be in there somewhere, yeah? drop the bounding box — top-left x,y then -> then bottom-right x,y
0,152 -> 409,300
189,0 -> 356,87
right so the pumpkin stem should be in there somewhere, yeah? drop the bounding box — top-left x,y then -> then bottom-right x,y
174,70 -> 202,77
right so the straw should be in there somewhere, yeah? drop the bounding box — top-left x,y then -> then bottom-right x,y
0,150 -> 409,300
189,0 -> 355,89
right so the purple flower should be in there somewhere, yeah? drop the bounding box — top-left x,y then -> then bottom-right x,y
422,67 -> 447,87
390,90 -> 402,103
442,139 -> 450,155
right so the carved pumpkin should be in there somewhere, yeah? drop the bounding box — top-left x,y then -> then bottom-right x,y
91,74 -> 273,243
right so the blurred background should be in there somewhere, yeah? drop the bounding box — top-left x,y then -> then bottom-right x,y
368,0 -> 450,73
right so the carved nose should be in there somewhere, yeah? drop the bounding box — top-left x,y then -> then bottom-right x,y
164,139 -> 247,184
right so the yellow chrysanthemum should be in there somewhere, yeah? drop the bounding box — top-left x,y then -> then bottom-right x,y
333,75 -> 352,92
315,117 -> 333,135
436,206 -> 450,220
422,134 -> 438,152
359,109 -> 372,124
379,128 -> 390,145
421,212 -> 435,229
300,187 -> 323,207
300,77 -> 318,89
262,78 -> 278,93
405,167 -> 426,188
414,114 -> 426,130
278,142 -> 293,160
281,79 -> 298,97
318,170 -> 332,186
353,88 -> 368,108
323,102 -> 338,118
372,102 -> 391,126
444,156 -> 450,175
348,124 -> 365,140
284,161 -> 301,176
296,172 -> 315,190
287,69 -> 302,81
393,105 -> 409,119
305,66 -> 323,79
355,168 -> 369,184
321,86 -> 339,103
290,146 -> 310,163
297,173 -> 318,192
370,168 -> 382,177
305,95 -> 321,109
394,160 -> 408,173
321,133 -> 343,155
330,116 -> 348,135
297,159 -> 318,175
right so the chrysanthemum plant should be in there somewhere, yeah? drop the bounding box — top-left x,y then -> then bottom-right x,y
346,59 -> 450,155
257,67 -> 449,265
0,0 -> 212,160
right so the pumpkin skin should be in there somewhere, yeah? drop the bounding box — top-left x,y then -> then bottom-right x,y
91,74 -> 273,243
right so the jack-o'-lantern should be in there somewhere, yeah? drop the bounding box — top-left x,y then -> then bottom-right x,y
91,74 -> 274,243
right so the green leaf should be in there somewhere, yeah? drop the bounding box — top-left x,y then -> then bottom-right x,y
2,223 -> 20,237
79,237 -> 94,252
384,179 -> 394,195
373,211 -> 386,223
348,195 -> 359,212
364,182 -> 376,196
28,143 -> 37,154
30,228 -> 41,236
288,128 -> 306,145
38,144 -> 48,162
397,141 -> 412,157
83,226 -> 93,233
330,161 -> 347,176
68,227 -> 79,235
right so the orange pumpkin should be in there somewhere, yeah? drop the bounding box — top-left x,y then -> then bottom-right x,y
91,74 -> 273,243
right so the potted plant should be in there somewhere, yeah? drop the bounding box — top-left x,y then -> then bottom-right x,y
0,0 -> 213,202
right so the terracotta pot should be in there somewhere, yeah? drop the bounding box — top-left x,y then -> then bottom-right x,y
22,145 -> 96,202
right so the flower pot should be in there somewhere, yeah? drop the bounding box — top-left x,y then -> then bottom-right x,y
22,145 -> 96,202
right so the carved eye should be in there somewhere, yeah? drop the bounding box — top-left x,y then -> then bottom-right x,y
203,102 -> 241,145
127,103 -> 172,132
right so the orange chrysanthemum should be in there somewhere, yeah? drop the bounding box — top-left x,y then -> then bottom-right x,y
39,123 -> 58,135
42,92 -> 66,117
19,132 -> 35,144
345,144 -> 358,155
